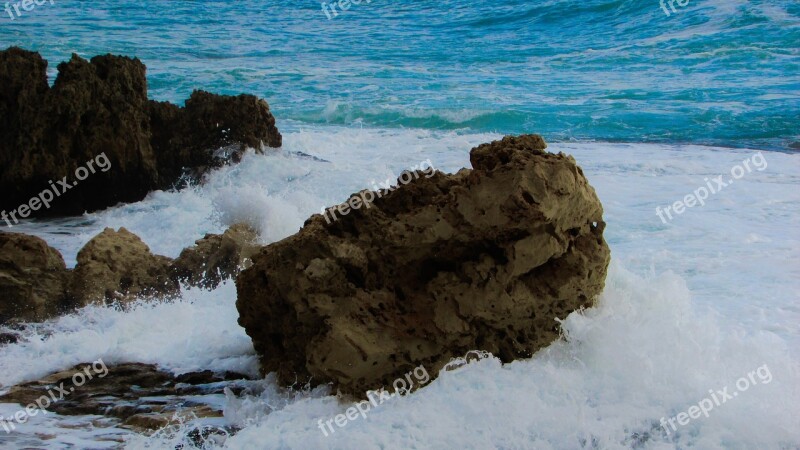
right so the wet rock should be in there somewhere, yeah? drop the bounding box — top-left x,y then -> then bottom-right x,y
122,413 -> 172,431
123,405 -> 222,433
0,232 -> 71,323
236,134 -> 611,395
0,332 -> 19,344
150,91 -> 281,185
70,228 -> 178,305
0,362 -> 250,434
0,47 -> 281,218
0,363 -> 171,410
170,224 -> 260,290
180,425 -> 233,449
0,223 -> 260,323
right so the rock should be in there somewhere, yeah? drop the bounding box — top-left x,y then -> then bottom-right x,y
0,232 -> 71,323
122,413 -> 172,431
0,223 -> 259,323
170,224 -> 260,289
70,228 -> 178,305
0,47 -> 281,218
0,362 -> 247,434
0,332 -> 19,344
236,134 -> 611,395
150,91 -> 282,186
122,406 -> 222,432
181,425 -> 234,448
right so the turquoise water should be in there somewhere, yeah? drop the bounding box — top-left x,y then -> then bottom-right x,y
2,0 -> 798,150
2,3 -> 800,448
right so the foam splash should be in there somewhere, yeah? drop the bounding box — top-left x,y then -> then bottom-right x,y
1,127 -> 798,448
0,281 -> 258,389
120,264 -> 800,449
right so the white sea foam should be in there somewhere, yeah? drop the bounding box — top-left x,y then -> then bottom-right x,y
0,281 -> 258,389
2,125 -> 798,448
201,265 -> 800,450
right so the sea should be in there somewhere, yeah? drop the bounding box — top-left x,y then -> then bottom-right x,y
0,1 -> 798,449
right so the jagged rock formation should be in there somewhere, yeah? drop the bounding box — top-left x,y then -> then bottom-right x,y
0,233 -> 71,323
236,134 -> 611,395
0,224 -> 257,323
0,47 -> 281,218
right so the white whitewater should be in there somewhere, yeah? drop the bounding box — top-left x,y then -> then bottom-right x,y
1,124 -> 798,449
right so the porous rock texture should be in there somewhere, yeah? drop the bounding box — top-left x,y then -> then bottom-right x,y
0,46 -> 281,217
70,228 -> 178,305
236,134 -> 611,395
171,224 -> 260,290
0,224 -> 261,323
0,232 -> 71,323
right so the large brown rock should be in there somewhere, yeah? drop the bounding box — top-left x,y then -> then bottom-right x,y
0,232 -> 71,323
70,228 -> 178,305
0,47 -> 281,218
236,134 -> 611,395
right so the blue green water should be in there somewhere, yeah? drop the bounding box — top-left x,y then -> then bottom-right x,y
2,3 -> 800,449
2,0 -> 799,150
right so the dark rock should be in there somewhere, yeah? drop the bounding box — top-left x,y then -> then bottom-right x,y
0,47 -> 281,218
0,232 -> 71,323
0,362 -> 249,433
149,91 -> 281,186
236,134 -> 611,395
0,332 -> 19,344
180,425 -> 235,449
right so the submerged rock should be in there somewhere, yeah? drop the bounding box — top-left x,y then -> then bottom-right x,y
0,232 -> 71,323
0,47 -> 281,218
0,362 -> 250,434
236,134 -> 611,395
